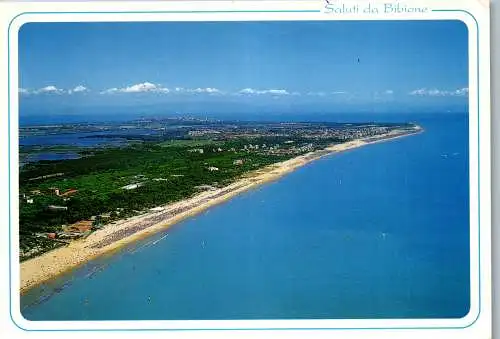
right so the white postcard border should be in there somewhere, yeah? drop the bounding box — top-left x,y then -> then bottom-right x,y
0,0 -> 491,337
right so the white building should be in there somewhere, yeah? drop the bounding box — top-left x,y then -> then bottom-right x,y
122,183 -> 144,190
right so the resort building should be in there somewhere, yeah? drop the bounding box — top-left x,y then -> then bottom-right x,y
48,205 -> 68,211
122,183 -> 144,190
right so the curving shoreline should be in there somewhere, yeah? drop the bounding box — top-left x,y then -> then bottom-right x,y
19,126 -> 423,294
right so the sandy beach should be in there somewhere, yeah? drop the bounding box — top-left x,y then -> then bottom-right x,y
19,126 -> 422,294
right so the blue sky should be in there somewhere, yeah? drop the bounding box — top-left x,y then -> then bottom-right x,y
18,20 -> 469,115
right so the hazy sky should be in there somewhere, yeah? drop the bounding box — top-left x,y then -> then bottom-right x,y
18,20 -> 469,114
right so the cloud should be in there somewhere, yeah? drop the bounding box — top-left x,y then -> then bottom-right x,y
306,91 -> 350,97
20,85 -> 90,95
453,87 -> 469,96
384,90 -> 394,95
409,87 -> 469,97
34,85 -> 65,94
238,88 -> 291,96
409,88 -> 427,96
100,83 -> 224,95
69,85 -> 89,94
101,87 -> 119,94
307,91 -> 327,96
183,87 -> 224,95
121,82 -> 168,93
266,89 -> 290,95
238,88 -> 261,95
101,82 -> 169,94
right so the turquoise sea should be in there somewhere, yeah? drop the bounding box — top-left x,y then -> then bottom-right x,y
20,113 -> 470,320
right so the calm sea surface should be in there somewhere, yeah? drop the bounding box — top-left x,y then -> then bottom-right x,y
20,113 -> 470,320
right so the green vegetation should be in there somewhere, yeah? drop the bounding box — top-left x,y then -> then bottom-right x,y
158,139 -> 223,147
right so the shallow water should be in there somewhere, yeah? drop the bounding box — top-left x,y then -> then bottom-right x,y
22,152 -> 81,163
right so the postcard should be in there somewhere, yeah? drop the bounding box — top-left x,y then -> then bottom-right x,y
0,0 -> 492,338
